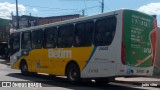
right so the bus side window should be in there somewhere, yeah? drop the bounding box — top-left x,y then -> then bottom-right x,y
74,21 -> 94,47
21,31 -> 31,49
94,16 -> 117,46
58,24 -> 74,48
10,33 -> 20,55
44,27 -> 57,48
32,30 -> 43,49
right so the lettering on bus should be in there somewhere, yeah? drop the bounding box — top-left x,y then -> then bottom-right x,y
88,68 -> 99,73
144,48 -> 152,53
132,15 -> 151,28
48,49 -> 72,58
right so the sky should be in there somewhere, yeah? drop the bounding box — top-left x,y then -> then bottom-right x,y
0,0 -> 160,26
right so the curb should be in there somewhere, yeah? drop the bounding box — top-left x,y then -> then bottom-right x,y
114,80 -> 160,87
0,59 -> 10,65
114,80 -> 142,85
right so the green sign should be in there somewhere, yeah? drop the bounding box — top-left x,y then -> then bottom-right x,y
123,10 -> 154,67
0,18 -> 10,25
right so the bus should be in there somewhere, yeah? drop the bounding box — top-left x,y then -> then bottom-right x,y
9,9 -> 157,83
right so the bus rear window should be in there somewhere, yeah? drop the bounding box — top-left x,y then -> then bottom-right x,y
94,16 -> 117,46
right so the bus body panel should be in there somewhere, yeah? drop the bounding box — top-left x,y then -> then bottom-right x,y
11,47 -> 94,75
10,50 -> 21,69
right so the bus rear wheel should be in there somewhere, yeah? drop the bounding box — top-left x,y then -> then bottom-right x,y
66,63 -> 80,83
20,61 -> 28,75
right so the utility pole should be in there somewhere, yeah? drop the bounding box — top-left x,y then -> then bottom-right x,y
16,0 -> 19,29
101,0 -> 104,13
11,12 -> 14,29
82,9 -> 85,16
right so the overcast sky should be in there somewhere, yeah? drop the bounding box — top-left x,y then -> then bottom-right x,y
0,0 -> 160,26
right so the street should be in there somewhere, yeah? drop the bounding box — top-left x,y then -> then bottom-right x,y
0,59 -> 159,90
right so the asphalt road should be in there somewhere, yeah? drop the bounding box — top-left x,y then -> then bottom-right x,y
0,59 -> 159,90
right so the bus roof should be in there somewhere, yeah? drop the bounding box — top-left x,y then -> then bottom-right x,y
11,9 -> 154,33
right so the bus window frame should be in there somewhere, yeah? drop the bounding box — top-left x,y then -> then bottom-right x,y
94,16 -> 117,46
21,31 -> 32,49
57,24 -> 74,48
44,27 -> 57,48
31,29 -> 44,49
74,20 -> 94,47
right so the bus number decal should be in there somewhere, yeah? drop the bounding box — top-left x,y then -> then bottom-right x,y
88,68 -> 99,73
99,47 -> 108,51
48,49 -> 72,58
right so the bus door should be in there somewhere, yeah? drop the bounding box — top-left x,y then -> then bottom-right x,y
10,32 -> 21,68
21,31 -> 33,71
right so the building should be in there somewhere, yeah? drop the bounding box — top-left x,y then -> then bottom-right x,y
0,18 -> 10,58
12,15 -> 38,29
38,14 -> 80,25
0,18 -> 10,42
12,14 -> 81,29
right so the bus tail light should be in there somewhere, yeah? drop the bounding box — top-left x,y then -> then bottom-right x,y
151,30 -> 156,66
151,58 -> 154,66
121,42 -> 126,65
150,19 -> 157,66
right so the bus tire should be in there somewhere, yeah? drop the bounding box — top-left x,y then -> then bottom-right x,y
20,61 -> 28,75
66,63 -> 80,83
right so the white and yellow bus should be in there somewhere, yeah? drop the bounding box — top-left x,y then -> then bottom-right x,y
9,9 -> 157,83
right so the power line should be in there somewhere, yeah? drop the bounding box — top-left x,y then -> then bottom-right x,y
21,5 -> 99,15
7,2 -> 101,16
84,5 -> 99,10
58,6 -> 99,15
1,2 -> 76,11
12,2 -> 100,17
56,5 -> 99,15
23,4 -> 78,11
18,5 -> 100,16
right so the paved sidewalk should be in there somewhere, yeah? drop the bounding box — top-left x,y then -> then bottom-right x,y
0,58 -> 10,65
115,77 -> 160,87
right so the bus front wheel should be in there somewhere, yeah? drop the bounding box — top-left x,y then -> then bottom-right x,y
66,63 -> 80,83
20,61 -> 28,75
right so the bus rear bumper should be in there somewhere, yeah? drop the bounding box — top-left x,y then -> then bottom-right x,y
117,65 -> 154,76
